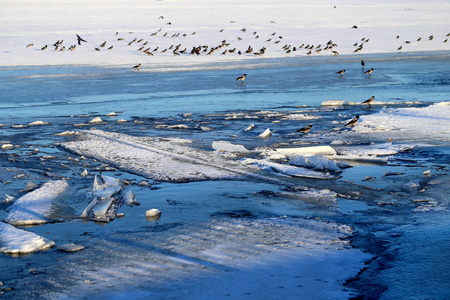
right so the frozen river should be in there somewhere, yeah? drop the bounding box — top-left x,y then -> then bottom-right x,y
1,53 -> 449,299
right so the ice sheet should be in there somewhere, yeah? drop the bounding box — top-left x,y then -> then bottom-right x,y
5,180 -> 69,226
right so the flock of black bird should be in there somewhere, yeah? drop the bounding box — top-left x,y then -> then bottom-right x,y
26,24 -> 448,134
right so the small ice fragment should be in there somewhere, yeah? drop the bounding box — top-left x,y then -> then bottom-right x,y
81,169 -> 89,177
200,126 -> 213,131
116,213 -> 125,218
182,113 -> 193,118
117,119 -> 127,123
19,181 -> 39,193
212,141 -> 250,153
3,194 -> 15,203
259,128 -> 272,138
146,209 -> 161,220
57,243 -> 85,252
2,144 -> 14,150
106,112 -> 117,116
423,170 -> 431,176
123,189 -> 140,206
167,124 -> 189,129
245,124 -> 255,131
330,140 -> 349,145
137,180 -> 149,187
55,131 -> 76,136
28,120 -> 49,126
276,146 -> 336,156
89,117 -> 103,124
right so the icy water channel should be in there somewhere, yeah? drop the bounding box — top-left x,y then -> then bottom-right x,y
0,53 -> 449,299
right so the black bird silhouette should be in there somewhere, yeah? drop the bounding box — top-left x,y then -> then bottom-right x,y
236,74 -> 246,82
76,34 -> 87,45
297,124 -> 313,134
345,115 -> 360,127
361,60 -> 365,67
132,63 -> 141,69
336,69 -> 345,76
364,68 -> 373,76
362,96 -> 375,107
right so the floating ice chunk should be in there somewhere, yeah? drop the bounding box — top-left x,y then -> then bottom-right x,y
244,124 -> 255,132
259,128 -> 272,138
146,209 -> 161,217
81,175 -> 123,222
334,143 -> 413,163
123,189 -> 140,206
146,209 -> 161,221
0,222 -> 54,254
282,114 -> 321,120
2,194 -> 15,203
182,113 -> 193,118
242,159 -> 337,179
289,155 -> 341,172
89,117 -> 103,124
92,175 -> 122,200
330,140 -> 349,145
2,144 -> 14,150
19,181 -> 39,193
276,146 -> 336,156
55,131 -> 76,136
200,126 -> 213,131
212,141 -> 250,153
167,124 -> 189,129
28,120 -> 49,126
117,119 -> 127,123
81,169 -> 89,177
106,112 -> 117,117
423,170 -> 431,176
5,180 -> 69,226
57,243 -> 85,252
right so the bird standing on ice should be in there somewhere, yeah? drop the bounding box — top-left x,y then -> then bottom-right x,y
236,74 -> 246,83
364,68 -> 374,76
362,96 -> 375,107
345,115 -> 360,127
336,69 -> 345,77
133,63 -> 141,69
297,124 -> 313,134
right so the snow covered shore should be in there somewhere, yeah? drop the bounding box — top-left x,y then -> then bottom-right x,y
1,0 -> 449,69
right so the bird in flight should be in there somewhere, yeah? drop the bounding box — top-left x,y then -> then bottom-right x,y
236,74 -> 247,83
345,115 -> 360,127
76,34 -> 87,45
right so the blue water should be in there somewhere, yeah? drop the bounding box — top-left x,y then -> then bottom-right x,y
0,52 -> 449,299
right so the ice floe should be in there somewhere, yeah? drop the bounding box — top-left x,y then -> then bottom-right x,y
332,143 -> 414,163
57,243 -> 85,252
0,222 -> 54,254
81,175 -> 123,222
123,190 -> 139,206
351,102 -> 450,142
258,128 -> 272,138
60,129 -> 248,182
5,180 -> 69,226
242,158 -> 338,180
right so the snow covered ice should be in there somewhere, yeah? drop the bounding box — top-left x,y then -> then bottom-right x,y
0,0 -> 449,299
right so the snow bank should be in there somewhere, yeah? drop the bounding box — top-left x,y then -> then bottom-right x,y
1,0 -> 448,68
5,180 -> 69,226
351,102 -> 450,142
0,222 -> 54,254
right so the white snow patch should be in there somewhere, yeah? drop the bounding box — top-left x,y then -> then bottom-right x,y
5,180 -> 69,226
0,222 -> 54,254
276,145 -> 337,156
289,155 -> 341,172
212,141 -> 251,153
